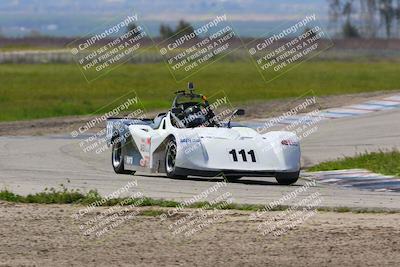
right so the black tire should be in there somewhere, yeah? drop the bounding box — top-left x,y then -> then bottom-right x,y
275,171 -> 300,185
111,138 -> 134,175
165,139 -> 187,179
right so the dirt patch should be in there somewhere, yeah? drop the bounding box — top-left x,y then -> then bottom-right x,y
1,90 -> 399,136
0,201 -> 399,266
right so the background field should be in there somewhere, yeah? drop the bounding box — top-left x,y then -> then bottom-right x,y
1,59 -> 400,121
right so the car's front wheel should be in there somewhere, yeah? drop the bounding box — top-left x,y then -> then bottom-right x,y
165,139 -> 186,179
275,171 -> 300,185
112,138 -> 134,175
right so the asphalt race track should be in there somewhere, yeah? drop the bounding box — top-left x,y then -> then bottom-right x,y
1,108 -> 400,210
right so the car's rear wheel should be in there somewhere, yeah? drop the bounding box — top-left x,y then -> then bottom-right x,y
165,139 -> 186,179
112,137 -> 135,175
275,171 -> 299,185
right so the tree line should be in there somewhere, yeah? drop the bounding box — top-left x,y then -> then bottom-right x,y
127,20 -> 195,40
328,0 -> 400,38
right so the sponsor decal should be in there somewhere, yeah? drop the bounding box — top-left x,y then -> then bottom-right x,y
180,138 -> 201,143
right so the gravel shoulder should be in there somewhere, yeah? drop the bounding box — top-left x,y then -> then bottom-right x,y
0,201 -> 399,267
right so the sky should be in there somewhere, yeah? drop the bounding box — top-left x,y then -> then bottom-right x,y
0,0 -> 328,37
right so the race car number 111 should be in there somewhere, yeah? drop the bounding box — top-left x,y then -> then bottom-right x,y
229,149 -> 256,162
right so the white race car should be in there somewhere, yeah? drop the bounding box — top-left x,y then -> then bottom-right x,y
106,84 -> 301,184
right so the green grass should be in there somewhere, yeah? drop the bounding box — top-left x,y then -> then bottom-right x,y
138,210 -> 166,217
0,187 -> 397,213
0,187 -> 261,210
309,150 -> 400,177
1,60 -> 400,121
0,187 -> 101,204
0,44 -> 66,52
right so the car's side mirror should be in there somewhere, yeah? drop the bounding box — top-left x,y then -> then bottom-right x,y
227,109 -> 245,128
234,109 -> 245,116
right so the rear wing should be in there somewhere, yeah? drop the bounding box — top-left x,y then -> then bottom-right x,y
106,117 -> 152,146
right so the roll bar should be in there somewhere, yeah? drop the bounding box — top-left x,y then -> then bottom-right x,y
171,82 -> 209,108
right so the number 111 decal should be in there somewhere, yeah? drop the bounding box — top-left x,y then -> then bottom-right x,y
229,149 -> 256,162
